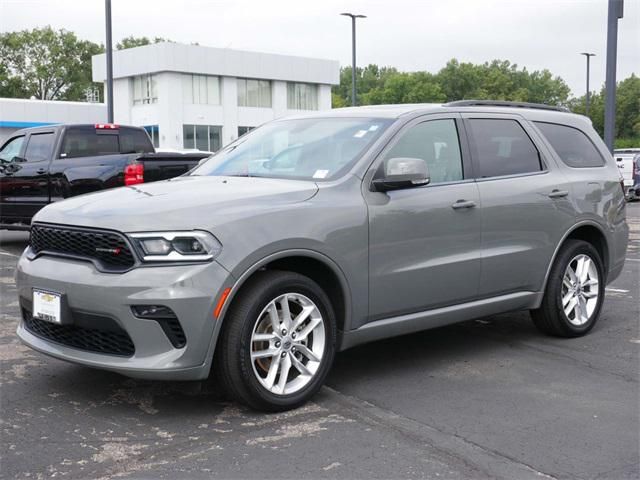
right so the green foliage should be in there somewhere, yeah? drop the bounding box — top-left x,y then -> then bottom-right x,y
0,26 -> 103,101
569,74 -> 640,143
332,59 -> 571,108
116,36 -> 173,50
614,138 -> 640,149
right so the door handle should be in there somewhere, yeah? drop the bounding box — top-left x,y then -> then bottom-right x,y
548,189 -> 569,199
36,168 -> 47,174
451,199 -> 477,210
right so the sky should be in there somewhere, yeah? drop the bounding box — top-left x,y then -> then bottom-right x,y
1,0 -> 638,97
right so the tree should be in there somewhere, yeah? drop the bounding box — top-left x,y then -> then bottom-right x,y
116,36 -> 173,50
570,74 -> 640,146
332,59 -> 571,108
0,26 -> 103,101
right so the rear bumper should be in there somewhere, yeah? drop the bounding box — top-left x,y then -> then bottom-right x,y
15,251 -> 233,380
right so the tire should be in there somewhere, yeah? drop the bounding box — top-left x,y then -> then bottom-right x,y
531,239 -> 605,337
215,270 -> 337,412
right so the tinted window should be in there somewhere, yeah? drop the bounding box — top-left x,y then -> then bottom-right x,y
0,136 -> 25,162
119,128 -> 154,154
468,119 -> 542,178
24,133 -> 55,162
535,122 -> 604,168
384,119 -> 464,184
60,129 -> 119,158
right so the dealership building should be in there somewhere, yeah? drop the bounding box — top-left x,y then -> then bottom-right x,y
0,42 -> 340,149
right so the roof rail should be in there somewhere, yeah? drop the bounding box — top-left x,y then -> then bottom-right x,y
446,100 -> 569,113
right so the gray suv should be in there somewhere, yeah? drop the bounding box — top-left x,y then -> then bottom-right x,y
15,101 -> 629,411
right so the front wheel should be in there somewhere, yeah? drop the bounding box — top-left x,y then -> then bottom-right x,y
531,240 -> 605,337
215,271 -> 336,411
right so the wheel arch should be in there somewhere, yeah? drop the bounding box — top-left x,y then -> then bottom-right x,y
541,221 -> 610,294
215,249 -> 352,341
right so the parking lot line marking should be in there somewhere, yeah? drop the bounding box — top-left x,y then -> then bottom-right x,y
605,287 -> 629,293
625,258 -> 640,262
0,251 -> 18,257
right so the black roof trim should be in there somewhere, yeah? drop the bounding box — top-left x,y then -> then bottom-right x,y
446,100 -> 569,113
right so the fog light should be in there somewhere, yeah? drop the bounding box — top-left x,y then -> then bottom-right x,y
131,305 -> 176,319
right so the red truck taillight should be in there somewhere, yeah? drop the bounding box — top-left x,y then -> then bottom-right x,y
124,163 -> 144,185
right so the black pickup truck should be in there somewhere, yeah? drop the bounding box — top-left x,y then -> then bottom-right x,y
0,123 -> 210,229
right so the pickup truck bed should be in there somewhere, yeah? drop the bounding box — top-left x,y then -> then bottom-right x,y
0,124 -> 210,229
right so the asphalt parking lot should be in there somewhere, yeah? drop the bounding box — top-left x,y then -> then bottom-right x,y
1,203 -> 638,480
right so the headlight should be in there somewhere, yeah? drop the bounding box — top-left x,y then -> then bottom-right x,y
128,231 -> 222,262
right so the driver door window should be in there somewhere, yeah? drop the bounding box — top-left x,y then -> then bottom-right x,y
0,136 -> 25,163
384,119 -> 464,184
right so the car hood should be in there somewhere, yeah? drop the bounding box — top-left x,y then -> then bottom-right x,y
34,176 -> 319,231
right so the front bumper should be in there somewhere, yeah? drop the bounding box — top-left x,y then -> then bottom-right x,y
15,251 -> 233,380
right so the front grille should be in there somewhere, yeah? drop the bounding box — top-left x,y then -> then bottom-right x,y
23,309 -> 135,356
30,224 -> 136,272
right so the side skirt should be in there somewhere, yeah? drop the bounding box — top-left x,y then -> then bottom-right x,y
339,291 -> 542,351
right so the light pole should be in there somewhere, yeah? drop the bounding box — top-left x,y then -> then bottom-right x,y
604,0 -> 624,153
105,0 -> 114,123
340,12 -> 366,106
580,52 -> 595,116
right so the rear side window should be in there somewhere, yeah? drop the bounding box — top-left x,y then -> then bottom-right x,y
24,133 -> 55,162
535,122 -> 604,168
119,128 -> 154,154
60,129 -> 119,158
468,119 -> 542,178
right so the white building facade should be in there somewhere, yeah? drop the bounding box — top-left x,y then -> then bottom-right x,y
0,98 -> 107,144
91,43 -> 340,150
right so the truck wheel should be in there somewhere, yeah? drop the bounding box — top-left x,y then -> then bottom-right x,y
215,271 -> 336,411
531,240 -> 605,337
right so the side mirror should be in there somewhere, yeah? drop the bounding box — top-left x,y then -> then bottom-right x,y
372,157 -> 430,192
12,156 -> 27,163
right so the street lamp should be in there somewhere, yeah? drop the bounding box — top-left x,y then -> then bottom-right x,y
340,12 -> 366,106
580,52 -> 596,116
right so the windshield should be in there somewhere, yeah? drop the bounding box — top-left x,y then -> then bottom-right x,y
190,117 -> 391,181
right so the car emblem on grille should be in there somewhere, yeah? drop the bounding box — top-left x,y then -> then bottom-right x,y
95,247 -> 122,255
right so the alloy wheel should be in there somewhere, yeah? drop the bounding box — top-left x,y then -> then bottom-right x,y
250,293 -> 325,395
561,254 -> 600,326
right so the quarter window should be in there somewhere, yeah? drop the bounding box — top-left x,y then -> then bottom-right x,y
468,119 -> 542,178
384,119 -> 464,184
0,135 -> 25,162
534,122 -> 604,168
24,133 -> 55,162
237,79 -> 272,108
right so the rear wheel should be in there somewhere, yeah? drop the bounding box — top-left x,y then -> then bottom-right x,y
531,240 -> 605,337
215,271 -> 336,411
